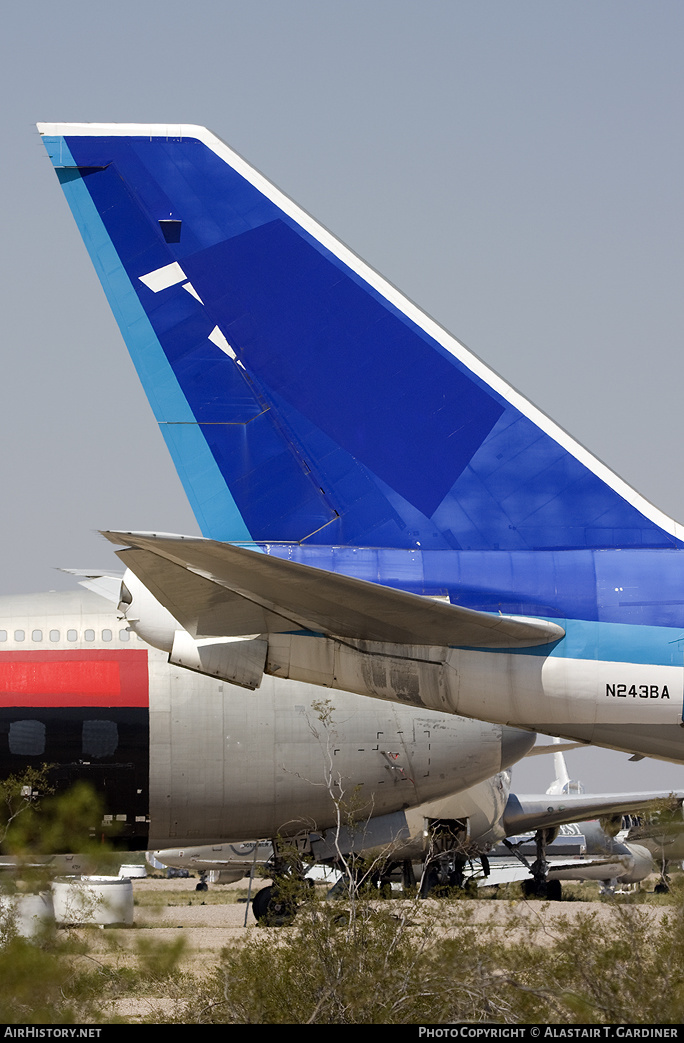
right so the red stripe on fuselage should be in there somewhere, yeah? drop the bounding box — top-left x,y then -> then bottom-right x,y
0,650 -> 149,707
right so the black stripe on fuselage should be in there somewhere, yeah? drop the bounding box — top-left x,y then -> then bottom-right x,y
0,707 -> 149,847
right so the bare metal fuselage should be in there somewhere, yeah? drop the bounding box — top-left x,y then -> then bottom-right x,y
0,589 -> 532,848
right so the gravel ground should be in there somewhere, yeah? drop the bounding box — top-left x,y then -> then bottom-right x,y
74,877 -> 262,965
84,874 -> 675,961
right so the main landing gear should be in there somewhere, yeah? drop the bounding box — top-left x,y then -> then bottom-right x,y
251,841 -> 309,926
504,828 -> 563,901
251,881 -> 301,925
417,817 -> 474,897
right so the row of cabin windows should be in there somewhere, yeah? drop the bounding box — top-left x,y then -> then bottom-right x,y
8,718 -> 119,758
0,629 -> 134,643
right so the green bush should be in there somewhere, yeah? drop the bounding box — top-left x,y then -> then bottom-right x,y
175,891 -> 684,1024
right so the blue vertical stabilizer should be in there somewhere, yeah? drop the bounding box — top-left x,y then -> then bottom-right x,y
39,123 -> 683,552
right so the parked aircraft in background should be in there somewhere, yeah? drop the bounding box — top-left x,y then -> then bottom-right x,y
0,579 -> 533,854
39,122 -> 684,764
486,820 -> 655,898
623,811 -> 684,882
151,750 -> 681,912
481,741 -> 674,897
5,573 -> 672,911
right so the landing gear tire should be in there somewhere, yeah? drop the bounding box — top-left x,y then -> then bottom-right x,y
252,884 -> 298,926
522,877 -> 562,901
546,879 -> 562,902
522,878 -> 543,899
419,868 -> 441,899
448,865 -> 466,889
522,878 -> 541,899
195,881 -> 208,892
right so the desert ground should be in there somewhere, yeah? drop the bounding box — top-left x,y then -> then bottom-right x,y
63,872 -> 677,1022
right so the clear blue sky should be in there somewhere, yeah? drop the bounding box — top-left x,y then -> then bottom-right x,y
2,0 -> 684,793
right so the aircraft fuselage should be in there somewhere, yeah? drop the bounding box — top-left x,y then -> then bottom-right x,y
0,588 -> 532,848
260,545 -> 684,760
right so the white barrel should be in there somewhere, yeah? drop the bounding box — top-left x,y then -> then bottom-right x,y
52,876 -> 134,926
119,864 -> 147,878
0,892 -> 55,940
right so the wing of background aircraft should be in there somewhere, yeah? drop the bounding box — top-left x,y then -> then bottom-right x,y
471,856 -> 639,889
501,789 -> 682,836
470,744 -> 683,894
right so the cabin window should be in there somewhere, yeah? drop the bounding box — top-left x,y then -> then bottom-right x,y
31,630 -> 42,642
102,629 -> 112,642
82,720 -> 118,758
14,630 -> 25,642
49,630 -> 60,642
9,720 -> 46,756
119,629 -> 130,642
84,629 -> 95,642
67,629 -> 78,642
0,631 -> 6,642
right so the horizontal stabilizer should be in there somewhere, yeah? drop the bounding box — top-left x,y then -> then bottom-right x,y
57,569 -> 125,603
118,547 -> 291,637
103,531 -> 565,649
524,742 -> 590,757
